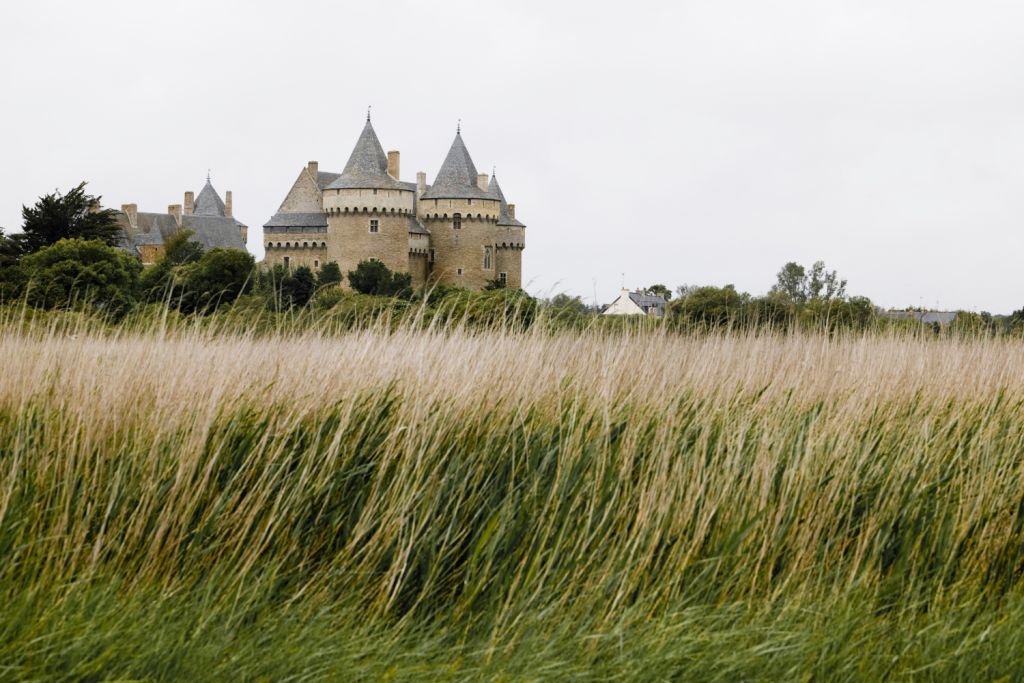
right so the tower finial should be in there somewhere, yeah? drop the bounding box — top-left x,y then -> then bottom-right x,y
207,169 -> 210,183
457,119 -> 461,134
367,105 -> 371,123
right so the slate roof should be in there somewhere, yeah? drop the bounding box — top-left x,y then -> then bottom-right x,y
194,180 -> 226,216
879,311 -> 959,323
263,212 -> 328,228
116,209 -> 248,255
421,132 -> 490,200
486,173 -> 526,227
316,171 -> 341,191
629,292 -> 667,309
326,120 -> 405,191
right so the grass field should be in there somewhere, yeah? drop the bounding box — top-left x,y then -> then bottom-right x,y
3,319 -> 1024,681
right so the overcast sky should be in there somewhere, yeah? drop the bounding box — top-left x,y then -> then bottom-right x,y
1,0 -> 1021,312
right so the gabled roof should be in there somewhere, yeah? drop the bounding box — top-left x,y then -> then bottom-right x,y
486,173 -> 526,227
629,292 -> 667,308
421,132 -> 490,200
115,209 -> 248,255
326,120 -> 405,191
194,180 -> 226,216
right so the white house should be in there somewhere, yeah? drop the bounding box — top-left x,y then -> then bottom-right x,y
603,289 -> 667,316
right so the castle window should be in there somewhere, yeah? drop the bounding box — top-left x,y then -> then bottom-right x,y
369,219 -> 379,233
499,272 -> 507,286
453,213 -> 461,230
373,189 -> 378,195
457,268 -> 463,276
484,247 -> 491,270
314,260 -> 319,269
284,256 -> 290,269
434,199 -> 438,207
429,249 -> 435,262
468,199 -> 472,206
369,257 -> 377,262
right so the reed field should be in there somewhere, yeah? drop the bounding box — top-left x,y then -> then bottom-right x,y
3,315 -> 1024,681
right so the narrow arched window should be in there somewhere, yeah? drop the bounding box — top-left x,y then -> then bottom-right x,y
484,247 -> 491,270
453,213 -> 461,230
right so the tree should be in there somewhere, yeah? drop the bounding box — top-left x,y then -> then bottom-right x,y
315,261 -> 343,289
647,284 -> 672,301
164,229 -> 204,266
176,248 -> 257,314
282,265 -> 316,308
17,238 -> 142,314
770,261 -> 846,304
483,277 -> 506,291
2,183 -> 121,261
347,260 -> 412,299
667,285 -> 743,326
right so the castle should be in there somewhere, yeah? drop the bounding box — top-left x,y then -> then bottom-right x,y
114,177 -> 248,264
262,116 -> 526,289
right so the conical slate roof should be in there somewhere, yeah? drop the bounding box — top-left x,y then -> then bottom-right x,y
326,120 -> 405,191
421,132 -> 490,200
487,173 -> 526,227
194,179 -> 226,216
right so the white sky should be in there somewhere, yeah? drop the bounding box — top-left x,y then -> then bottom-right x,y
1,0 -> 1021,312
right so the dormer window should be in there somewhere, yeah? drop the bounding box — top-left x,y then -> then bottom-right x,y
453,213 -> 461,230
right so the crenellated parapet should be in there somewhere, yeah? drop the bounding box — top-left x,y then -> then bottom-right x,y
323,187 -> 415,215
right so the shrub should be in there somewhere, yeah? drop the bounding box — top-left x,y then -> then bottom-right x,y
347,260 -> 412,299
17,238 -> 142,315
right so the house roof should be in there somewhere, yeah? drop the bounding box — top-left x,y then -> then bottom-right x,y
325,120 -> 405,191
486,173 -> 526,227
629,292 -> 667,308
880,311 -> 958,323
421,132 -> 490,200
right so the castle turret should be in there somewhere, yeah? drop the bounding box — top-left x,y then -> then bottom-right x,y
419,129 -> 504,288
486,172 -> 525,289
320,116 -> 416,281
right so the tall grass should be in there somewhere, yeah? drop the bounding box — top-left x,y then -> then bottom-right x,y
3,315 -> 1024,680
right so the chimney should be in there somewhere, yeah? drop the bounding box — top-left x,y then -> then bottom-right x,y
308,160 -> 318,176
387,151 -> 400,180
225,191 -> 233,218
121,204 -> 138,230
88,199 -> 102,214
184,191 -> 194,216
168,204 -> 182,226
416,171 -> 426,197
507,204 -> 515,220
477,173 -> 489,192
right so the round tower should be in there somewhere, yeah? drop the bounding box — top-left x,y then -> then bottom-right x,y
322,115 -> 415,280
419,128 -> 502,289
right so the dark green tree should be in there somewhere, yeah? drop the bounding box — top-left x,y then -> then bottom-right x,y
667,285 -> 743,326
347,260 -> 412,299
315,261 -> 343,289
16,238 -> 142,315
176,248 -> 257,314
282,265 -> 316,308
483,277 -> 506,291
2,183 -> 121,261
